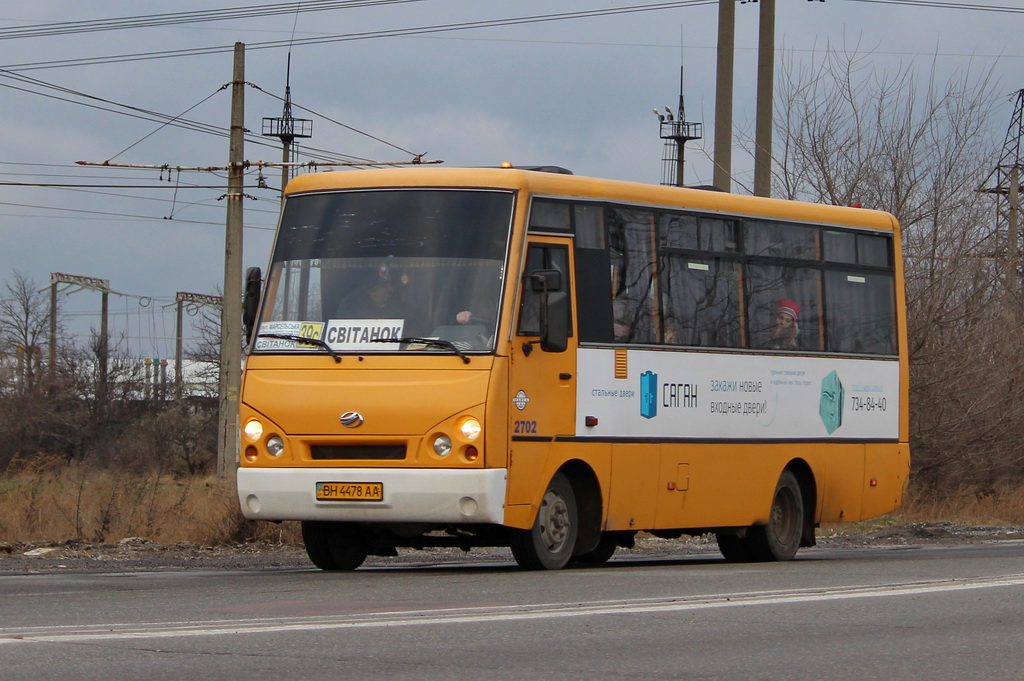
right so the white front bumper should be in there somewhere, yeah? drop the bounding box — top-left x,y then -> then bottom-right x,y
237,467 -> 507,524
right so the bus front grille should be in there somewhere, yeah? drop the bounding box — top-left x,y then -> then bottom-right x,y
311,445 -> 407,460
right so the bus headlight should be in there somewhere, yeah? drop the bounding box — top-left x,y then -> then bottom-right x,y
243,419 -> 263,442
433,435 -> 453,457
457,417 -> 482,441
266,436 -> 285,457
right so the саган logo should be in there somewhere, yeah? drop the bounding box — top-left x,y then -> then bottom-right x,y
640,370 -> 658,419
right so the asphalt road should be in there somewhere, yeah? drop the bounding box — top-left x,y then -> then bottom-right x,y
2,540 -> 1023,681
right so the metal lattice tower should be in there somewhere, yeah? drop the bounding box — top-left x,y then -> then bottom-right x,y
262,53 -> 312,196
979,89 -> 1024,291
654,66 -> 702,187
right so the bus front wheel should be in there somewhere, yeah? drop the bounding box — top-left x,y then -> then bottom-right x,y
510,472 -> 578,570
301,521 -> 369,571
715,469 -> 804,563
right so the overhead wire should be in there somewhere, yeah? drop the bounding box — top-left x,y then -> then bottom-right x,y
0,69 -> 408,166
1,2 -> 717,72
0,0 -> 428,40
1,0 -> 1013,77
2,0 -> 1016,232
2,0 -> 1014,47
846,0 -> 1022,12
0,199 -> 276,230
1,4 -> 725,172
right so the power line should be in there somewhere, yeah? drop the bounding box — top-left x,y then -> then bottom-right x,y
1,2 -> 716,72
3,0 -> 1015,75
5,0 -> 1012,47
0,199 -> 277,230
846,0 -> 1023,13
0,0 -> 428,40
0,181 -> 248,189
0,69 -> 419,166
254,84 -> 421,158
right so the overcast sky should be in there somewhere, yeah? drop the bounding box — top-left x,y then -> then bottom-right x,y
1,0 -> 1021,358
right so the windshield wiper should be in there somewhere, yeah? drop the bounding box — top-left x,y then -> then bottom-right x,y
370,337 -> 471,364
256,333 -> 341,363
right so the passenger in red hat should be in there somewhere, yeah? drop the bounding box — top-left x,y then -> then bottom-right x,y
770,298 -> 800,350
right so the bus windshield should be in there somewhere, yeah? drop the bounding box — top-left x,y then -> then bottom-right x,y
253,188 -> 514,355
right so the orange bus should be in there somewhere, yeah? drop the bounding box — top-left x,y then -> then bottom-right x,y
237,165 -> 909,570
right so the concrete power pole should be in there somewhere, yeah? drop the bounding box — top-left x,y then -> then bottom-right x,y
715,0 -> 778,197
753,0 -> 775,197
217,42 -> 245,478
713,0 -> 736,192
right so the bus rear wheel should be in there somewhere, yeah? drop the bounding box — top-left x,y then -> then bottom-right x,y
510,472 -> 578,570
301,521 -> 369,571
715,469 -> 804,563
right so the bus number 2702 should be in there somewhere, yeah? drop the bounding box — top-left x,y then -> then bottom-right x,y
514,420 -> 538,434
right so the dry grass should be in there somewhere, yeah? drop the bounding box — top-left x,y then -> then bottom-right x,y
900,484 -> 1024,525
2,459 -> 1023,546
823,482 -> 1024,535
0,456 -> 299,546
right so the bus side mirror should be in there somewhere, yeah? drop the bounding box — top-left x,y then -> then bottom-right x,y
242,266 -> 262,343
540,290 -> 568,353
528,269 -> 568,354
530,269 -> 562,293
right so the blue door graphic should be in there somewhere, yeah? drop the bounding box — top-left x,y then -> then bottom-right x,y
640,370 -> 658,419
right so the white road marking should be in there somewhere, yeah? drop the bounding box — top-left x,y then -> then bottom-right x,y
3,573 -> 1024,645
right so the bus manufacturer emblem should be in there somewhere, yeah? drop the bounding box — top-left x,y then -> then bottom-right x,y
340,411 -> 364,428
512,390 -> 530,411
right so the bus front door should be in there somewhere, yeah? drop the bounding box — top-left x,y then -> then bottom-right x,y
506,241 -> 578,524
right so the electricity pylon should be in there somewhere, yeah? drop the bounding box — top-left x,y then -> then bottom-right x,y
979,89 -> 1024,302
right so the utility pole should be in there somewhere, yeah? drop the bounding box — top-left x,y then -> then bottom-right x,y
713,0 -> 736,192
753,0 -> 775,197
74,44 -> 440,477
217,42 -> 245,478
49,282 -> 56,386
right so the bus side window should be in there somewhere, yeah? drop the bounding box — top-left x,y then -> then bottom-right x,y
608,207 -> 657,343
824,270 -> 897,354
660,213 -> 741,348
822,230 -> 896,354
744,220 -> 818,260
745,264 -> 822,351
662,255 -> 742,347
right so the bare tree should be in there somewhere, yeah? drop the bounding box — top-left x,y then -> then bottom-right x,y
0,271 -> 52,392
770,46 -> 1022,488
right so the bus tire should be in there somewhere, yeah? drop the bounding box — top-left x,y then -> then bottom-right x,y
510,472 -> 578,570
301,521 -> 369,571
714,531 -> 757,562
716,469 -> 804,563
571,533 -> 618,564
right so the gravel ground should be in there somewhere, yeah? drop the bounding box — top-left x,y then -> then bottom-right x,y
3,522 -> 1023,574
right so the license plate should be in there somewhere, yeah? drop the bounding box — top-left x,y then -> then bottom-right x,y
315,481 -> 384,502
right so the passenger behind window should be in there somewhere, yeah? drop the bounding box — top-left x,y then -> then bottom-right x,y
768,299 -> 800,350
